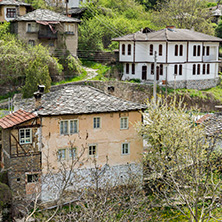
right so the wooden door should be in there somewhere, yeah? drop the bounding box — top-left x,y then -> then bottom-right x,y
142,66 -> 147,80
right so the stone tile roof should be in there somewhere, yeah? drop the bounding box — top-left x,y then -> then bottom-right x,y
14,9 -> 81,23
17,85 -> 147,116
0,0 -> 30,6
112,28 -> 222,42
201,113 -> 222,136
68,7 -> 86,15
0,109 -> 37,129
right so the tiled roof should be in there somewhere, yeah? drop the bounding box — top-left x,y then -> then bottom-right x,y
112,28 -> 222,42
0,0 -> 30,6
17,85 -> 147,116
14,9 -> 81,23
68,7 -> 86,15
201,113 -> 222,136
0,109 -> 37,129
196,113 -> 213,124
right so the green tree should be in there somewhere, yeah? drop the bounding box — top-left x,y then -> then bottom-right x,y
137,98 -> 222,222
152,0 -> 215,35
215,20 -> 222,38
22,58 -> 51,98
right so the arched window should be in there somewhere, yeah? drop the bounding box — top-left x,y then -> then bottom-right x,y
197,45 -> 201,56
206,46 -> 210,56
122,44 -> 125,55
193,45 -> 196,56
175,45 -> 178,56
174,65 -> 178,74
150,44 -> 153,56
160,64 -> 163,75
179,45 -> 183,56
202,46 -> 205,56
203,64 -> 206,74
197,64 -> 200,75
179,65 -> 182,75
207,64 -> 210,74
132,63 -> 135,74
159,44 -> 162,56
126,63 -> 129,74
193,64 -> 196,75
128,44 -> 131,55
151,63 -> 154,74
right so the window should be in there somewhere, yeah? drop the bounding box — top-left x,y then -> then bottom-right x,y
203,46 -> 205,56
28,40 -> 35,47
197,45 -> 201,56
120,117 -> 128,129
160,64 -> 163,75
60,120 -> 68,135
150,44 -> 153,56
175,45 -> 178,56
65,24 -> 75,34
206,46 -> 210,56
93,117 -> 101,129
132,63 -> 135,74
159,44 -> 162,56
58,149 -> 66,161
60,120 -> 78,135
6,8 -> 16,18
128,44 -> 131,55
69,147 -> 77,159
193,45 -> 196,56
126,63 -> 129,74
193,64 -> 196,75
89,145 -> 97,156
179,64 -> 182,75
122,44 -> 125,55
174,65 -> 178,75
70,120 -> 78,134
203,64 -> 206,74
19,128 -> 32,144
151,63 -> 154,75
27,23 -> 38,33
27,174 -> 39,183
122,143 -> 130,155
197,64 -> 200,75
179,45 -> 183,56
207,64 -> 210,74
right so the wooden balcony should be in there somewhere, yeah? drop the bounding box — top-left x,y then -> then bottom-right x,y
38,30 -> 57,40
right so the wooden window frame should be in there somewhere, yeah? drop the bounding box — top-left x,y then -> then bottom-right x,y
121,143 -> 130,155
19,128 -> 32,144
120,117 -> 128,129
159,44 -> 162,56
150,44 -> 153,56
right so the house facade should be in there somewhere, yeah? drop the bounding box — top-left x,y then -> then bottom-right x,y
10,9 -> 80,56
113,27 -> 222,89
0,0 -> 31,22
0,85 -> 145,202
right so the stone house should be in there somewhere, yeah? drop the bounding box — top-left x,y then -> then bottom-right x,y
0,85 -> 146,201
112,27 -> 222,89
0,0 -> 32,22
10,9 -> 81,56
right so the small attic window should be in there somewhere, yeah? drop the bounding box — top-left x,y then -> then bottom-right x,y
142,27 -> 154,33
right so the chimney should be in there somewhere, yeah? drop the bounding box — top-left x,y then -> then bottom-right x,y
34,85 -> 45,110
166,26 -> 175,29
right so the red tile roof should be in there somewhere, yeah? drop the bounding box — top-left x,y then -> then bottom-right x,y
0,109 -> 37,129
196,113 -> 213,124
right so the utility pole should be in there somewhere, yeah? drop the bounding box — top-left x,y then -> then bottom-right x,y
165,65 -> 168,98
153,51 -> 157,104
65,0 -> 69,15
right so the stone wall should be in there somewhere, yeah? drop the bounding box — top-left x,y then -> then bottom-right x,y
41,163 -> 143,202
167,78 -> 220,90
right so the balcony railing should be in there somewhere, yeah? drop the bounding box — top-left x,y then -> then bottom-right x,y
38,30 -> 57,39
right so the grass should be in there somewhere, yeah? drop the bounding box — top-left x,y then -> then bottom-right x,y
81,60 -> 111,81
52,70 -> 88,85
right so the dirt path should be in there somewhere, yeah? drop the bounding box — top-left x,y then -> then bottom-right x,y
84,67 -> 98,80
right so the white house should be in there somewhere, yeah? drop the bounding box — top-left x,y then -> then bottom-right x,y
112,27 -> 222,89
